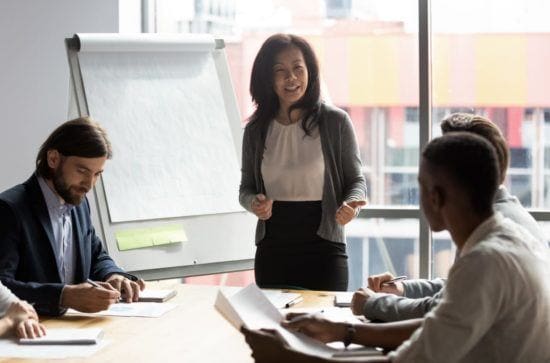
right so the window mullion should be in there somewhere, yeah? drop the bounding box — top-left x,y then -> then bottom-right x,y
418,0 -> 432,279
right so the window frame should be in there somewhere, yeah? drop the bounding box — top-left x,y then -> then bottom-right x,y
142,0 -> 550,280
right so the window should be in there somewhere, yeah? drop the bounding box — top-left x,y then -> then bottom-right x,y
134,0 -> 550,288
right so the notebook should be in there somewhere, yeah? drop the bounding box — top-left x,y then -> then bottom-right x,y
138,289 -> 177,303
333,292 -> 354,307
19,328 -> 103,345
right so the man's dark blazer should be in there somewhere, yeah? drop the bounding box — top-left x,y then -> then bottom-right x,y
0,174 -> 132,316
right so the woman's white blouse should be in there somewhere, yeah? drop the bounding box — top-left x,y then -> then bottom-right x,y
261,120 -> 325,201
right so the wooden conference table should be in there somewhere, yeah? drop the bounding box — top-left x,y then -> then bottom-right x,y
3,281 -> 337,363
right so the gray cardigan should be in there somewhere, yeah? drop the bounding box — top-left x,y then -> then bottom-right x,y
363,186 -> 548,322
239,103 -> 367,244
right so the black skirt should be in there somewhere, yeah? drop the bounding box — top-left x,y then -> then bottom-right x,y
254,201 -> 348,291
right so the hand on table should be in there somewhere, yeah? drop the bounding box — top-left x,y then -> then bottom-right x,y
61,282 -> 120,312
350,288 -> 376,315
4,301 -> 46,339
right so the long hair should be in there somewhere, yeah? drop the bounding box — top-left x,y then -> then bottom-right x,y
36,116 -> 112,178
440,113 -> 509,184
248,33 -> 321,136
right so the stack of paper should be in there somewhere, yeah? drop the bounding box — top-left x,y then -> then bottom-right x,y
214,284 -> 382,359
19,328 -> 103,345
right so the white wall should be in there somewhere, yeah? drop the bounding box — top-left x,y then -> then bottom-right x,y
0,0 -> 119,190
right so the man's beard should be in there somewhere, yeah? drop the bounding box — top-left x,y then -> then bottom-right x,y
52,167 -> 88,205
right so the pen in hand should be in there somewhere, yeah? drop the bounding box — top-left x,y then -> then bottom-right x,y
381,276 -> 407,286
86,278 -> 102,288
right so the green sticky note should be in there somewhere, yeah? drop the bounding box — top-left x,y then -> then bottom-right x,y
116,225 -> 187,251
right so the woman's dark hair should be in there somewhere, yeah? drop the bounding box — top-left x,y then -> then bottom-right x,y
423,132 -> 499,215
249,33 -> 321,136
441,113 -> 509,184
36,116 -> 112,178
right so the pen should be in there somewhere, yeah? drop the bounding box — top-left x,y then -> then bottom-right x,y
284,296 -> 303,308
86,278 -> 101,288
381,276 -> 407,286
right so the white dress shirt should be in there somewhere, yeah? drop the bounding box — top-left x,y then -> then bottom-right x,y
390,213 -> 550,363
37,177 -> 76,284
0,282 -> 18,316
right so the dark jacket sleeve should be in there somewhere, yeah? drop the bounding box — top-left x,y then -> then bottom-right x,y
0,201 -> 65,316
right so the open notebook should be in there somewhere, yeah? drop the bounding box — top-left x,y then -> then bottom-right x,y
19,328 -> 103,345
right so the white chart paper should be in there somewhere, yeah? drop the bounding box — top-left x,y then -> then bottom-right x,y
78,45 -> 242,222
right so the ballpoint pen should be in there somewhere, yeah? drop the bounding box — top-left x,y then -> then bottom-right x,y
284,296 -> 304,308
86,278 -> 101,288
381,276 -> 407,286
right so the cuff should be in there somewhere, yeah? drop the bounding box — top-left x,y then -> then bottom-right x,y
105,272 -> 138,282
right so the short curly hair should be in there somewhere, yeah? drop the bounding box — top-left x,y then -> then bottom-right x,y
440,113 -> 509,184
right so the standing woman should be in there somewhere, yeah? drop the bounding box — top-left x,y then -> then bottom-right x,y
239,33 -> 367,291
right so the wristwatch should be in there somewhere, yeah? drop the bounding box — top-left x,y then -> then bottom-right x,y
343,323 -> 356,348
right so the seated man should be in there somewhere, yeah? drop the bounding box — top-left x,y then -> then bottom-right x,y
242,132 -> 550,362
353,113 -> 548,322
0,281 -> 45,339
0,117 -> 145,316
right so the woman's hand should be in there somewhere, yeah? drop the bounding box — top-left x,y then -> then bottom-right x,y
251,194 -> 273,220
15,318 -> 46,339
5,300 -> 37,323
335,200 -> 367,225
5,301 -> 46,339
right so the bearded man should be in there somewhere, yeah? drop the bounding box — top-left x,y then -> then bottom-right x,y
0,117 -> 145,316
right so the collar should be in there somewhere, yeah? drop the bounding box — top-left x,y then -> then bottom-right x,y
37,176 -> 74,216
460,212 -> 503,257
494,185 -> 511,203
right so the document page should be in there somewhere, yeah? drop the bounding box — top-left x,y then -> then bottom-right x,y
215,284 -> 338,359
67,302 -> 177,317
